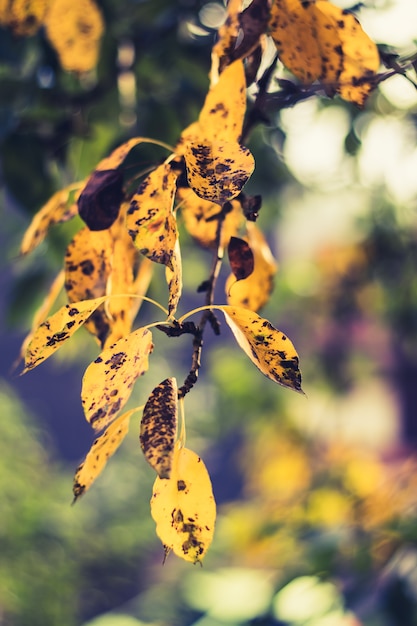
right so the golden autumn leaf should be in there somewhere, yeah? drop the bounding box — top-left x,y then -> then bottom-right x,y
150,445 -> 216,563
269,0 -> 379,106
226,222 -> 277,311
140,378 -> 178,479
44,0 -> 104,73
81,327 -> 153,432
0,0 -> 48,36
184,140 -> 254,206
20,183 -> 82,256
22,296 -> 108,373
178,189 -> 244,250
126,163 -> 179,269
211,0 -> 242,79
166,239 -> 183,317
73,407 -> 139,502
220,305 -> 303,393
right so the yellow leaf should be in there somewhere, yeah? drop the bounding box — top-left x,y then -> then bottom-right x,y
0,0 -> 48,35
20,183 -> 82,255
201,59 -> 247,142
140,378 -> 178,478
73,407 -> 138,502
22,296 -> 108,373
211,0 -> 242,80
269,0 -> 379,105
95,137 -> 159,171
44,0 -> 104,73
151,445 -> 216,563
16,270 -> 65,370
184,140 -> 254,206
178,189 -> 244,249
226,223 -> 278,311
166,239 -> 182,317
220,305 -> 303,393
126,163 -> 179,269
81,327 -> 153,432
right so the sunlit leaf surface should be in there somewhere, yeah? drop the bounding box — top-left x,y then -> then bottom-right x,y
151,445 -> 216,563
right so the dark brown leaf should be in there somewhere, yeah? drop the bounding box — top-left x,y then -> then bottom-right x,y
78,169 -> 124,231
228,236 -> 255,281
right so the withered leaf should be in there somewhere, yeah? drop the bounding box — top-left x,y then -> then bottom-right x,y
73,408 -> 138,502
78,169 -> 124,231
22,297 -> 108,373
228,236 -> 255,282
184,140 -> 254,206
220,305 -> 303,393
151,444 -> 216,563
140,378 -> 178,479
82,327 -> 153,432
166,239 -> 183,317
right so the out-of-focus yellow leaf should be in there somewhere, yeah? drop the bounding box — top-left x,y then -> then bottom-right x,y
151,445 -> 216,563
81,327 -> 153,432
226,223 -> 277,310
126,163 -> 179,268
22,296 -> 108,373
184,140 -> 254,206
166,239 -> 182,317
269,0 -> 379,106
44,0 -> 104,73
73,407 -> 139,502
220,305 -> 303,392
178,189 -> 244,249
20,183 -> 82,255
16,270 -> 65,369
0,0 -> 48,35
140,378 -> 178,479
95,137 -> 158,171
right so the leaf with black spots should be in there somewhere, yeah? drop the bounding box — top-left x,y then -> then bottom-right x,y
73,408 -> 139,502
78,169 -> 124,231
22,297 -> 108,373
81,327 -> 153,432
166,239 -> 183,317
140,378 -> 178,478
150,444 -> 216,563
228,236 -> 255,282
126,163 -> 179,269
220,305 -> 303,393
184,140 -> 254,206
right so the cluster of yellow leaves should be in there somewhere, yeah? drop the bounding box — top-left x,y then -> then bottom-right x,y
16,0 -> 384,563
0,0 -> 103,73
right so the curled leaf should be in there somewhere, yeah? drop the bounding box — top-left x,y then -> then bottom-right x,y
151,445 -> 216,563
220,305 -> 303,393
166,239 -> 183,317
73,408 -> 138,502
78,169 -> 124,231
140,378 -> 178,478
82,327 -> 153,432
228,236 -> 255,282
22,297 -> 108,373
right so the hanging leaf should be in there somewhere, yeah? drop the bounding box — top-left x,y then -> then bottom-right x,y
220,305 -> 303,393
269,0 -> 379,106
211,0 -> 242,79
44,0 -> 104,73
226,223 -> 277,311
0,0 -> 48,36
82,327 -> 153,432
22,296 -> 108,373
178,189 -> 244,250
201,59 -> 247,143
73,407 -> 139,502
166,239 -> 183,317
140,378 -> 178,479
184,140 -> 254,206
95,137 -> 164,171
126,163 -> 179,268
150,445 -> 216,563
228,236 -> 255,281
16,270 -> 65,370
78,169 -> 124,231
20,183 -> 82,255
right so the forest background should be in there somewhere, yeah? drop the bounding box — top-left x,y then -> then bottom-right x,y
2,0 -> 417,625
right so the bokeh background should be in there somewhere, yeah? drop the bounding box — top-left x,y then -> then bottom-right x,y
2,1 -> 417,625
